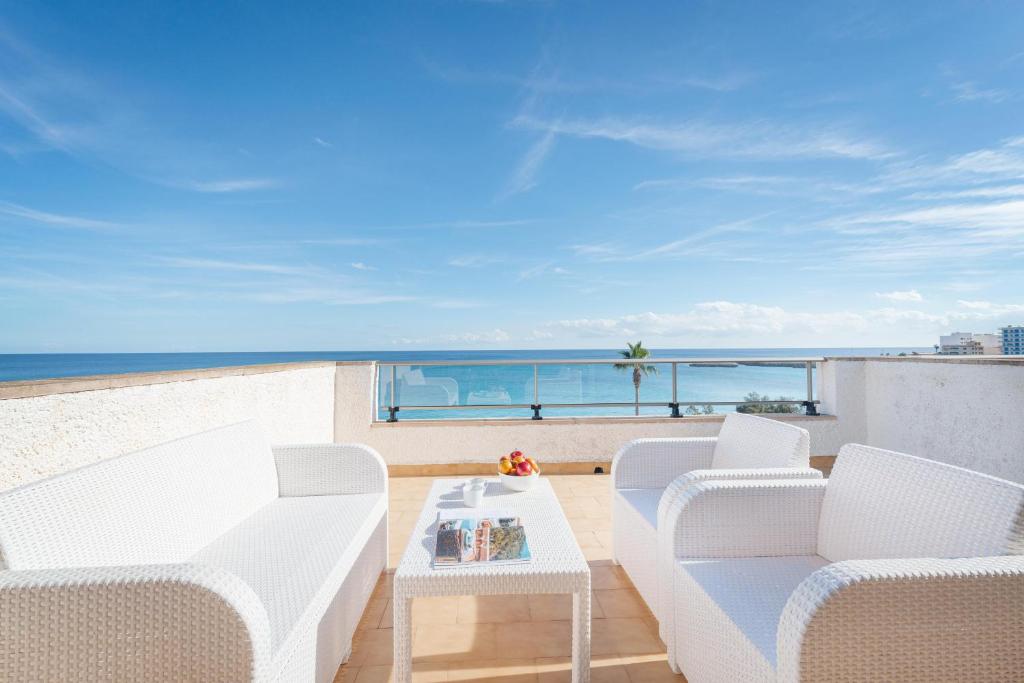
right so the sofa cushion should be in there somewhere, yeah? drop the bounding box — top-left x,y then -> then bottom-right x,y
711,413 -> 810,470
616,488 -> 661,528
818,444 -> 1024,563
191,492 -> 387,656
674,555 -> 828,680
0,420 -> 279,570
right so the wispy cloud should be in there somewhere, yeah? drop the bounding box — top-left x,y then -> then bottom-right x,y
175,178 -> 280,193
950,81 -> 1010,103
879,136 -> 1024,187
876,289 -> 923,302
511,114 -> 893,160
448,254 -> 502,268
350,261 -> 377,271
517,260 -> 569,280
571,215 -> 767,263
313,137 -> 333,148
156,257 -> 313,276
501,129 -> 556,197
431,299 -> 484,309
0,200 -> 119,230
300,237 -> 384,246
905,184 -> 1024,200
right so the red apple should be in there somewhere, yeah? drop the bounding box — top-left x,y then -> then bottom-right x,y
516,461 -> 532,476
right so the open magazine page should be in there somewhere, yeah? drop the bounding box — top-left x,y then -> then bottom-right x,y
433,508 -> 531,568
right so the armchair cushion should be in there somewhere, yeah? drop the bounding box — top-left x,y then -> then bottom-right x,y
818,444 -> 1024,562
711,413 -> 810,470
273,444 -> 387,497
191,493 -> 386,655
674,555 -> 829,682
612,437 -> 716,490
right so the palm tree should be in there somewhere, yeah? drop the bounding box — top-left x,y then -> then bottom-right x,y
614,341 -> 658,416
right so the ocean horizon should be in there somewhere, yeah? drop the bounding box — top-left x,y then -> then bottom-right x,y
0,347 -> 928,383
1,347 -> 930,420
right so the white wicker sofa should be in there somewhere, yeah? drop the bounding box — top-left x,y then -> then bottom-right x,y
0,420 -> 388,683
610,413 -> 819,629
667,444 -> 1024,682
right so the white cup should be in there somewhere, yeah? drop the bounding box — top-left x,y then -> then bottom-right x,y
463,482 -> 485,507
469,477 -> 487,488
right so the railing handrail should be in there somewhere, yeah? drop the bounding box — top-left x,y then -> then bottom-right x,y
374,356 -> 824,367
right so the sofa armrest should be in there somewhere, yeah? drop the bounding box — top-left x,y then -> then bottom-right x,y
666,479 -> 827,559
654,468 -> 823,630
273,443 -> 388,497
612,437 -> 717,490
777,556 -> 1024,682
0,563 -> 271,682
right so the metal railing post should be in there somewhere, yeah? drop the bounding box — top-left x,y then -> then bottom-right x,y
669,362 -> 681,417
387,364 -> 399,422
803,360 -> 818,416
531,363 -> 542,420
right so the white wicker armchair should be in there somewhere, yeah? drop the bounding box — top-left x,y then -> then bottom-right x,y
610,413 -> 819,627
666,444 -> 1024,682
0,421 -> 388,683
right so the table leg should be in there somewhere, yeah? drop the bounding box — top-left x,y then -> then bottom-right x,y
571,590 -> 591,683
393,590 -> 413,683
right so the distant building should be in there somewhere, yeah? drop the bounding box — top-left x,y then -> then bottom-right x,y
1001,326 -> 1024,355
938,332 -> 1003,355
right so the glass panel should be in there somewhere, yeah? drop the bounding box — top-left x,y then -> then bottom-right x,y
376,360 -> 814,420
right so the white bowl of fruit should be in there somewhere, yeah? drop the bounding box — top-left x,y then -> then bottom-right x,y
498,450 -> 540,491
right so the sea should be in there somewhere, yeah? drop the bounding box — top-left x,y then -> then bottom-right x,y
0,347 -> 927,420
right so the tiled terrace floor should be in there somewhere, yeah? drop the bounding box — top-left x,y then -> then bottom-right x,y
335,474 -> 685,683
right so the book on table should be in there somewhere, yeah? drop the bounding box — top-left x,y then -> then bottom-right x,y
432,509 -> 532,568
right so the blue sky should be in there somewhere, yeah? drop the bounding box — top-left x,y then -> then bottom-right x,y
2,1 -> 1023,352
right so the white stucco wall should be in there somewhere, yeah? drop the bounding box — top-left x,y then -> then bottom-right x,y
820,358 -> 1024,483
334,362 -> 842,464
0,364 -> 336,492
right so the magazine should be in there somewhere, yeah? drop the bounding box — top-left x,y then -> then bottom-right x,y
432,509 -> 532,568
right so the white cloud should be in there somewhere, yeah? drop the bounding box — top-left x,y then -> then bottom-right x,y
350,262 -> 377,271
502,129 -> 556,197
157,257 -> 312,276
950,81 -> 1009,104
432,299 -> 484,309
177,178 -> 280,193
876,289 -> 923,302
448,254 -> 501,268
956,300 -> 1024,315
905,184 -> 1024,200
511,114 -> 892,160
313,137 -> 333,148
442,328 -> 511,344
0,200 -> 119,230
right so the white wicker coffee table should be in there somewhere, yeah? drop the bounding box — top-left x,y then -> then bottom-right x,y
393,478 -> 591,683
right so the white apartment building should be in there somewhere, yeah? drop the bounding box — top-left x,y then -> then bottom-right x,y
938,331 -> 1003,355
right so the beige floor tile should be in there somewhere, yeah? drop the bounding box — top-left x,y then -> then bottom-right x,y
336,666 -> 359,683
593,589 -> 650,619
359,598 -> 390,631
623,660 -> 685,683
348,628 -> 395,667
412,596 -> 460,624
593,619 -> 663,656
591,565 -> 631,590
446,658 -> 537,683
496,621 -> 571,659
457,594 -> 533,623
536,657 -> 630,683
583,545 -> 614,562
524,593 -> 605,621
379,600 -> 393,629
574,531 -> 604,548
412,622 -> 498,662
